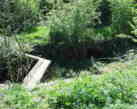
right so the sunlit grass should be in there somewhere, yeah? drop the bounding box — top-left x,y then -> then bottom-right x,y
17,26 -> 50,45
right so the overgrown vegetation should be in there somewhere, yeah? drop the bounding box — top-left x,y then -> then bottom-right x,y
0,0 -> 39,35
47,71 -> 137,109
0,0 -> 137,81
1,58 -> 137,109
0,36 -> 35,82
109,0 -> 136,35
0,0 -> 137,108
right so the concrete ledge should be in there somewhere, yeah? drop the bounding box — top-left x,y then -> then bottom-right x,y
23,54 -> 51,90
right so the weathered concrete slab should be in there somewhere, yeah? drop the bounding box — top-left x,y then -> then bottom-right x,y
23,54 -> 51,90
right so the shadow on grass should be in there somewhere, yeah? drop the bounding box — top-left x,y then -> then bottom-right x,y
32,37 -> 137,78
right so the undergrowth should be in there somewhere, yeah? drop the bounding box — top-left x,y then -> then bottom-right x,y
0,55 -> 137,109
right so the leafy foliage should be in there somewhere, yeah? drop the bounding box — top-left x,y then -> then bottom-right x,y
0,0 -> 39,35
47,70 -> 137,109
0,85 -> 40,109
0,36 -> 34,82
98,0 -> 112,26
39,0 -> 75,15
48,0 -> 101,45
1,60 -> 137,109
130,9 -> 137,37
109,0 -> 136,35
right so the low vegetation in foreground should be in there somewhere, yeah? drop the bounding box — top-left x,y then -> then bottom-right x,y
1,56 -> 137,109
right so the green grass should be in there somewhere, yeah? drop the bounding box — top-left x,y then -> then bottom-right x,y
17,26 -> 50,45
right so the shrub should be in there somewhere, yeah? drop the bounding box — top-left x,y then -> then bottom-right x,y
109,0 -> 136,35
98,0 -> 112,27
48,0 -> 101,45
39,0 -> 74,16
39,0 -> 75,14
0,36 -> 34,82
39,0 -> 54,15
45,0 -> 105,61
94,27 -> 113,39
0,85 -> 39,109
130,9 -> 137,37
0,0 -> 39,35
47,71 -> 137,109
103,103 -> 137,109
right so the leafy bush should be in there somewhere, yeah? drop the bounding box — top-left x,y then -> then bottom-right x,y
47,71 -> 137,109
0,36 -> 34,82
48,0 -> 101,45
20,0 -> 40,13
94,27 -> 113,39
47,0 -> 137,45
39,0 -> 54,15
103,103 -> 137,109
84,0 -> 136,37
109,0 -> 136,35
44,0 -> 104,61
39,0 -> 60,14
0,85 -> 39,109
0,0 -> 39,35
130,9 -> 137,37
39,0 -> 75,15
98,0 -> 112,26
